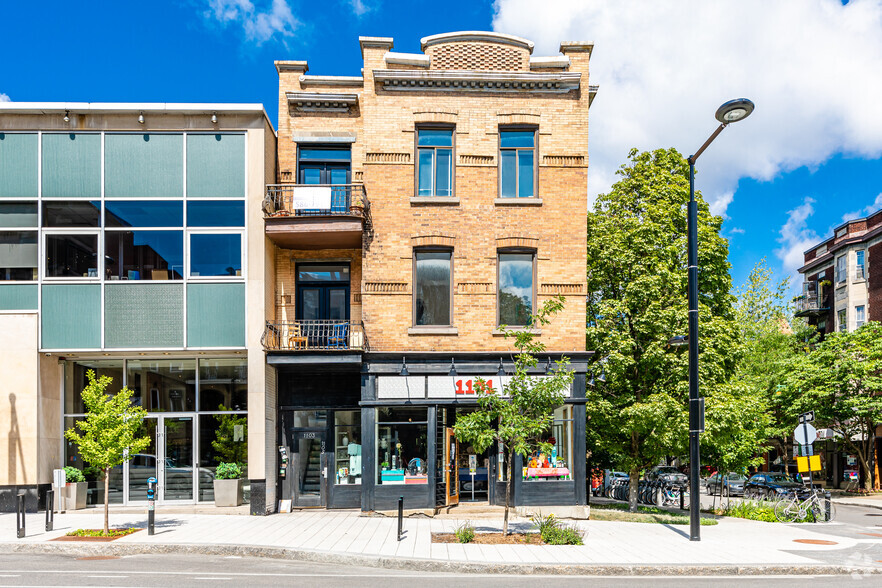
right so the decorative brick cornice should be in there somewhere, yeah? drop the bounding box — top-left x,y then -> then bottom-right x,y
299,75 -> 364,87
543,154 -> 586,167
496,237 -> 538,249
364,152 -> 411,164
412,235 -> 456,248
459,154 -> 494,166
540,283 -> 585,296
420,31 -> 535,53
373,70 -> 580,93
457,282 -> 493,294
364,282 -> 408,294
286,92 -> 358,112
413,110 -> 457,124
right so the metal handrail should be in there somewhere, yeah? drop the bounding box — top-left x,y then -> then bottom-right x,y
264,184 -> 368,218
794,282 -> 828,314
261,319 -> 368,351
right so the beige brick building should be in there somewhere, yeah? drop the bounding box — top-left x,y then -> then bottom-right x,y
266,31 -> 594,512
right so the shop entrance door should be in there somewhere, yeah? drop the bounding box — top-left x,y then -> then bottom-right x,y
292,429 -> 327,507
125,415 -> 197,504
445,428 -> 459,506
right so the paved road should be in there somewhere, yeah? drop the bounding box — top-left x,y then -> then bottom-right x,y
0,553 -> 875,587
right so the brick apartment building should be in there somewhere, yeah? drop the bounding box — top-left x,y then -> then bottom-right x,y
795,205 -> 882,489
268,32 -> 595,511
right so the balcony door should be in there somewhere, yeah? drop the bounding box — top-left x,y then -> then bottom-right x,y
296,263 -> 350,348
298,146 -> 350,213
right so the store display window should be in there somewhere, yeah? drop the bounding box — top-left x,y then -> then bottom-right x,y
524,405 -> 573,482
335,411 -> 362,485
376,407 -> 428,485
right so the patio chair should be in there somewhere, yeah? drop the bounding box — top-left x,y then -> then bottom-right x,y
287,323 -> 308,350
328,323 -> 349,349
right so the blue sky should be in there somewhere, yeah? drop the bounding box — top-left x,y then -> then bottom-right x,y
2,0 -> 880,293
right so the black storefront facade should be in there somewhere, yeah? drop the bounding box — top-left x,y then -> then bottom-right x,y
271,352 -> 590,512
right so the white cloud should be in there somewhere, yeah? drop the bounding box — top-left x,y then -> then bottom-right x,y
493,0 -> 882,218
205,0 -> 299,45
350,0 -> 370,16
841,192 -> 882,222
728,227 -> 745,235
0,93 -> 10,102
775,197 -> 820,283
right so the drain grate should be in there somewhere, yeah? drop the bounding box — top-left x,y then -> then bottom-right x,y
76,556 -> 121,561
793,539 -> 838,545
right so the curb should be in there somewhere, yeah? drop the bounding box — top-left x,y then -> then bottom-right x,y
833,499 -> 882,511
1,541 -> 879,576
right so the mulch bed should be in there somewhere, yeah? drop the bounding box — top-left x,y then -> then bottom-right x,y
53,529 -> 141,542
433,532 -> 542,545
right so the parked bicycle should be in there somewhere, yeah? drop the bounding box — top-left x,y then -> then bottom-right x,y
774,490 -> 836,523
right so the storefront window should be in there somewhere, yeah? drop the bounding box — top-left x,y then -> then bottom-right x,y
64,416 -> 124,505
126,359 -> 196,412
198,358 -> 247,411
334,411 -> 362,485
64,360 -> 125,414
524,405 -> 573,482
376,407 -> 428,485
199,413 -> 248,502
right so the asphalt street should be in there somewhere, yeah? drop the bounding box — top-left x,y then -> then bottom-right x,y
0,553 -> 878,588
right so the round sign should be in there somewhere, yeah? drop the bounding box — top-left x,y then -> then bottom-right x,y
794,423 -> 818,445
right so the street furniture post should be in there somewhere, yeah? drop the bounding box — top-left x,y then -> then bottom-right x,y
16,493 -> 25,539
147,476 -> 156,536
45,489 -> 54,532
398,495 -> 404,541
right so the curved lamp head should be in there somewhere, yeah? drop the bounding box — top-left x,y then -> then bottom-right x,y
715,99 -> 754,124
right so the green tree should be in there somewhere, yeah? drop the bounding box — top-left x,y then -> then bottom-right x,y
212,407 -> 248,465
585,148 -> 741,511
784,322 -> 882,490
454,296 -> 574,534
64,370 -> 150,534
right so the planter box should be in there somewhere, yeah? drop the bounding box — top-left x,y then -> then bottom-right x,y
214,478 -> 243,507
66,482 -> 88,510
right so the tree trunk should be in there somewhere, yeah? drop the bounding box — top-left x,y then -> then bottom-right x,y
628,467 -> 639,513
504,453 -> 513,535
104,467 -> 110,535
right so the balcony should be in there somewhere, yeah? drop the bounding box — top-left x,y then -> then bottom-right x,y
263,184 -> 369,249
261,320 -> 368,352
794,283 -> 829,317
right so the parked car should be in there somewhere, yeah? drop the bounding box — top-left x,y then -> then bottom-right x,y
743,472 -> 809,500
705,472 -> 746,496
645,466 -> 687,485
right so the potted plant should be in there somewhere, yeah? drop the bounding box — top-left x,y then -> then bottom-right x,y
213,462 -> 244,507
64,466 -> 88,510
349,189 -> 366,216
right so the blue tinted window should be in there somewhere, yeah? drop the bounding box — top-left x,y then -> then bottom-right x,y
418,150 -> 434,196
498,252 -> 534,326
105,231 -> 184,280
190,234 -> 241,277
105,201 -> 183,228
500,151 -> 517,198
417,129 -> 453,147
518,151 -> 534,198
435,149 -> 452,196
500,131 -> 535,148
298,148 -> 351,161
186,201 -> 244,227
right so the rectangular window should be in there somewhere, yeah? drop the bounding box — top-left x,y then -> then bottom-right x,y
198,358 -> 248,411
838,308 -> 847,332
105,201 -> 183,228
836,255 -> 846,283
45,233 -> 99,278
499,130 -> 536,198
42,201 -> 101,227
63,360 -> 125,414
104,231 -> 184,280
189,233 -> 242,277
525,405 -> 573,482
376,407 -> 428,485
335,410 -> 362,485
0,202 -> 38,228
186,201 -> 244,227
498,251 -> 535,326
856,305 -> 866,328
0,231 -> 38,281
416,129 -> 453,197
126,359 -> 196,412
856,250 -> 866,280
414,250 -> 451,326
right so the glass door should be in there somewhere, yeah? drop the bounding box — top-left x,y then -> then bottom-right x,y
161,416 -> 196,502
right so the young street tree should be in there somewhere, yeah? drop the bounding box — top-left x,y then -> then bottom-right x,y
65,370 -> 150,534
784,322 -> 882,490
585,148 -> 741,512
454,296 -> 574,535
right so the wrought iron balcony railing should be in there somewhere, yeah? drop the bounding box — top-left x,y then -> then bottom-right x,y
261,319 -> 367,351
263,184 -> 368,218
794,282 -> 829,317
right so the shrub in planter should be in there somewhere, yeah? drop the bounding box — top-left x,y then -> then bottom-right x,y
213,462 -> 244,507
454,521 -> 476,544
63,466 -> 88,510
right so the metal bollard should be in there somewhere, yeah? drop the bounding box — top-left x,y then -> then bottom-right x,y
147,477 -> 156,536
825,491 -> 831,522
397,496 -> 404,541
680,485 -> 685,511
16,493 -> 25,539
45,489 -> 54,532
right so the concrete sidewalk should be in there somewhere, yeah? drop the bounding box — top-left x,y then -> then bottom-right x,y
832,494 -> 882,511
1,509 -> 879,575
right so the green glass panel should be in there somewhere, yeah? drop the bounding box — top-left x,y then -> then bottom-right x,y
41,284 -> 100,349
0,133 -> 38,198
0,284 -> 37,310
187,283 -> 245,347
41,133 -> 101,198
104,283 -> 184,348
105,134 -> 183,198
186,134 -> 245,198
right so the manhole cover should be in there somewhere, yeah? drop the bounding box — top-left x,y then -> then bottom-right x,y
793,539 -> 838,545
76,556 -> 120,561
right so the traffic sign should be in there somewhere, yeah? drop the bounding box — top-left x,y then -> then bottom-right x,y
794,423 -> 818,445
798,411 -> 815,424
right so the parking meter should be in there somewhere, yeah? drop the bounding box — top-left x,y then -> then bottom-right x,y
147,476 -> 156,535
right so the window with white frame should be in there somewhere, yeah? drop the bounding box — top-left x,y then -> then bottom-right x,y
835,255 -> 846,283
416,128 -> 453,197
856,305 -> 866,328
838,308 -> 847,332
856,250 -> 866,280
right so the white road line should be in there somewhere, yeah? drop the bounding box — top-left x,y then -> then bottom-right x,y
86,575 -> 128,578
194,577 -> 231,580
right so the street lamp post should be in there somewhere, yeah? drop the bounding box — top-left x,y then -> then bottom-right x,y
685,98 -> 754,542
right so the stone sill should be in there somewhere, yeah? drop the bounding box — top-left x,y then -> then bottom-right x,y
492,327 -> 542,336
410,197 -> 460,205
408,326 -> 459,335
495,198 -> 543,206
